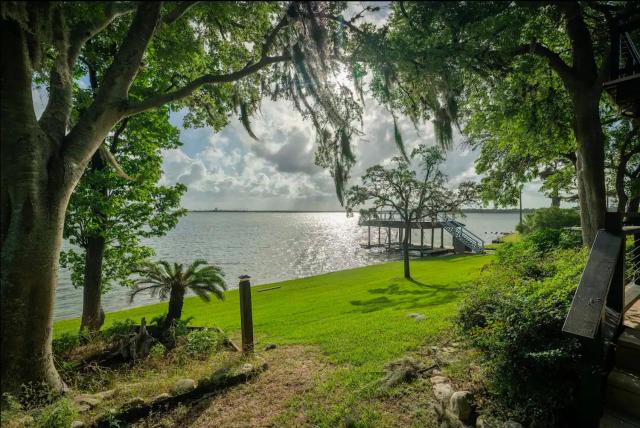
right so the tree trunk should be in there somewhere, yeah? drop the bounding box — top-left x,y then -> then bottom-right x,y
628,196 -> 639,214
81,236 -> 106,332
1,18 -> 80,393
165,286 -> 185,327
403,222 -> 411,279
570,88 -> 608,245
1,4 -> 161,393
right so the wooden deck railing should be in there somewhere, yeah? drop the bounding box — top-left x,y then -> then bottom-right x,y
562,212 -> 639,426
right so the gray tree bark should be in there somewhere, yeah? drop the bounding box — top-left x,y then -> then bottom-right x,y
81,236 -> 106,332
1,3 -> 162,393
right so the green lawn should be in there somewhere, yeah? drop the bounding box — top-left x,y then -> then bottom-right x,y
55,255 -> 491,369
54,255 -> 492,425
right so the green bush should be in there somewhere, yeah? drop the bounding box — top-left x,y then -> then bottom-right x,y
182,329 -> 222,359
516,207 -> 580,234
35,398 -> 77,428
457,237 -> 588,427
102,319 -> 137,341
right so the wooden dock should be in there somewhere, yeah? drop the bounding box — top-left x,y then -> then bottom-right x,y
358,210 -> 485,255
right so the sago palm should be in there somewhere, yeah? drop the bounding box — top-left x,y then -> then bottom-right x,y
130,259 -> 226,327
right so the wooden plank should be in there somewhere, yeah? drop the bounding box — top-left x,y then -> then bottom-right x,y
563,231 -> 623,339
625,284 -> 640,312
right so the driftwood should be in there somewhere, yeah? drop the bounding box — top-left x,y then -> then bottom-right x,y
92,364 -> 267,427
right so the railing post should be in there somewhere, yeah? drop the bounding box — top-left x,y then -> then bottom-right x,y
605,212 -> 624,322
238,275 -> 254,354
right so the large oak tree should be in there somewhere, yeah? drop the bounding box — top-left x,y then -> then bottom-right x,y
0,1 -> 364,393
354,1 -> 639,245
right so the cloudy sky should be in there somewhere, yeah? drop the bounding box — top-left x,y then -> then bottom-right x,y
160,2 -> 552,211
163,95 -> 551,211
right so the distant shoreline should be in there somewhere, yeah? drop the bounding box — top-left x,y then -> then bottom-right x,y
188,208 -> 538,214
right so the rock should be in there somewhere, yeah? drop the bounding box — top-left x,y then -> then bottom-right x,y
433,382 -> 454,403
95,389 -> 116,400
239,363 -> 255,375
74,394 -> 100,408
71,421 -> 85,428
476,415 -> 500,428
124,397 -> 145,408
170,378 -> 196,395
431,375 -> 449,385
503,421 -> 523,428
263,343 -> 277,351
448,391 -> 475,425
407,313 -> 426,321
152,392 -> 171,403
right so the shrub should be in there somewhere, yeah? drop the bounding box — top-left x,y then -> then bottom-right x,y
35,398 -> 77,428
526,229 -> 582,253
182,329 -> 222,359
516,207 -> 580,234
102,319 -> 137,341
52,331 -> 91,357
149,342 -> 167,359
457,236 -> 588,427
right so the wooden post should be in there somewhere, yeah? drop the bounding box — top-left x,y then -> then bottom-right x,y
420,228 -> 424,249
378,227 -> 381,245
387,227 -> 391,250
238,275 -> 254,354
440,227 -> 444,248
368,226 -> 371,247
431,227 -> 434,249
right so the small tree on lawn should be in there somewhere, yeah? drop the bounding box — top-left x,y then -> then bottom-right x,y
345,145 -> 478,279
130,260 -> 226,330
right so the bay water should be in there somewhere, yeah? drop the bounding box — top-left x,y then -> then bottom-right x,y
55,211 -> 519,320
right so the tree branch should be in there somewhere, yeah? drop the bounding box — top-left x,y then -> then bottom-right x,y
68,2 -> 138,63
123,53 -> 291,117
261,13 -> 289,57
163,1 -> 200,24
64,2 -> 163,168
516,42 -> 575,84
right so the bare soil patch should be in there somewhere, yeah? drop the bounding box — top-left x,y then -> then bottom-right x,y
179,346 -> 331,427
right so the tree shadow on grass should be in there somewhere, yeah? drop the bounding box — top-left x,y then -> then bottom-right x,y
349,279 -> 467,314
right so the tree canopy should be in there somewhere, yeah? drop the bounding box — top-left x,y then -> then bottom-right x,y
60,107 -> 187,331
346,145 -> 478,278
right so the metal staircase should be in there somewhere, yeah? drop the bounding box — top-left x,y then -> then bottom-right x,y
437,213 -> 485,253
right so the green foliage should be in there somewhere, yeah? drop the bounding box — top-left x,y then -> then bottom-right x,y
34,398 -> 77,428
61,108 -> 187,295
182,329 -> 223,359
148,343 -> 167,360
457,236 -> 588,427
52,331 -> 90,357
516,207 -> 580,234
102,319 -> 137,341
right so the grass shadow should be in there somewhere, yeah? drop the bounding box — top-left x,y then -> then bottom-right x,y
349,280 -> 467,314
